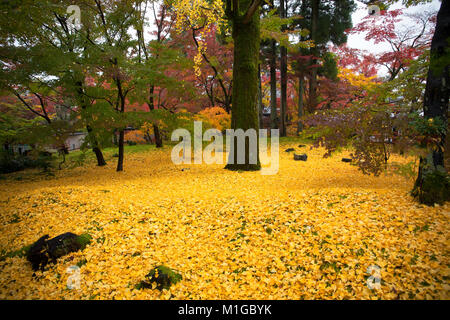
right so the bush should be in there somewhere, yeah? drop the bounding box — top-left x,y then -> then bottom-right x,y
0,151 -> 53,174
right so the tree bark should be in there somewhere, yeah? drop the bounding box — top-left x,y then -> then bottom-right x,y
115,74 -> 126,172
88,125 -> 107,166
270,39 -> 278,129
75,81 -> 106,166
308,0 -> 319,113
258,63 -> 264,129
117,130 -> 124,172
93,146 -> 106,166
279,0 -> 287,137
225,0 -> 261,171
412,0 -> 449,205
297,75 -> 304,134
149,85 -> 163,148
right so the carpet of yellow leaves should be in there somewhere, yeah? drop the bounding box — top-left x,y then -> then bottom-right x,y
0,144 -> 448,300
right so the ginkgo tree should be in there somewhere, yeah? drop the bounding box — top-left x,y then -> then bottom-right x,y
174,0 -> 264,171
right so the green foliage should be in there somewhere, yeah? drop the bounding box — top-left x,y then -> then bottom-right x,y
260,8 -> 310,49
295,0 -> 357,47
319,52 -> 339,80
75,233 -> 93,250
409,115 -> 447,146
376,50 -> 430,113
136,265 -> 182,290
0,150 -> 53,174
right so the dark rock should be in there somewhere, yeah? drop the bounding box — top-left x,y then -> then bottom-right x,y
285,148 -> 295,152
342,158 -> 352,163
136,265 -> 182,290
294,153 -> 308,161
298,144 -> 306,148
27,233 -> 92,271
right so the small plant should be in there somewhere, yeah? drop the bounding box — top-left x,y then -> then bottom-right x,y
136,265 -> 182,290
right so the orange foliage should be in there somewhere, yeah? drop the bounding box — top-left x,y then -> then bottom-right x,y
124,130 -> 146,144
197,106 -> 231,131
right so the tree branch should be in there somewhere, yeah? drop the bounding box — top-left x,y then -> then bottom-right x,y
243,0 -> 263,24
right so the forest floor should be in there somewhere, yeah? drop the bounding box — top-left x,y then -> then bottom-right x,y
0,139 -> 448,299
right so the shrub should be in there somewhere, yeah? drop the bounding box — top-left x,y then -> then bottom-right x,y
0,150 -> 53,174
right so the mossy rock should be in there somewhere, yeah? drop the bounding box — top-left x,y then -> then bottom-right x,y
18,232 -> 93,271
136,265 -> 182,290
76,233 -> 93,250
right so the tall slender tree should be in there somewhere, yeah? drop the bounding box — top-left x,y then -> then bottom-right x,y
280,0 -> 288,136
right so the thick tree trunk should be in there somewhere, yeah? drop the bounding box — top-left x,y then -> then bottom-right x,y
279,0 -> 287,137
412,0 -> 449,205
149,85 -> 163,148
225,1 -> 261,171
297,75 -> 304,134
270,39 -> 278,129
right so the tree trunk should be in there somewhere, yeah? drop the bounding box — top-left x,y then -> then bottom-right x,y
87,125 -> 107,166
297,75 -> 304,134
308,0 -> 319,113
258,63 -> 264,129
225,1 -> 261,171
153,125 -> 163,148
445,120 -> 450,171
93,146 -> 106,166
279,0 -> 287,137
115,73 -> 126,172
270,39 -> 278,129
75,81 -> 106,166
149,85 -> 163,148
117,130 -> 124,172
412,0 -> 449,205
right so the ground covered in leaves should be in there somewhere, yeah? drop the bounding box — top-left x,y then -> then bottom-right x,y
0,141 -> 448,300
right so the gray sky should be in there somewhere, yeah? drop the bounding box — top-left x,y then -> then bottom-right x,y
347,0 -> 441,54
146,1 -> 441,52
